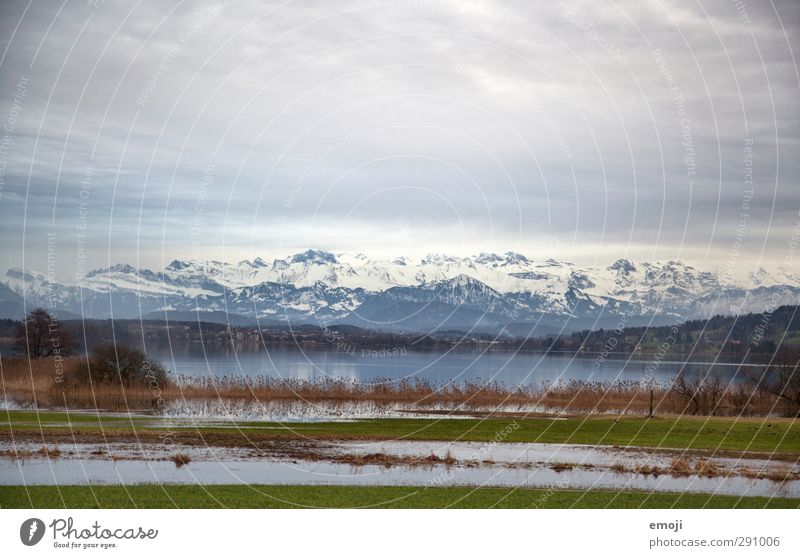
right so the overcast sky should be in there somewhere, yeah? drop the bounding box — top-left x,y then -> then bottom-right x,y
1,0 -> 798,278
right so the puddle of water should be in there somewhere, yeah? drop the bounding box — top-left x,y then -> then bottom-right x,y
331,440 -> 795,469
1,440 -> 797,498
1,457 -> 796,498
9,440 -> 788,468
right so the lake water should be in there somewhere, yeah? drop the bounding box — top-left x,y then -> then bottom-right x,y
145,345 -> 758,387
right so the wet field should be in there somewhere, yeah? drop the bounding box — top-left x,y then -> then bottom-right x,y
2,439 -> 797,499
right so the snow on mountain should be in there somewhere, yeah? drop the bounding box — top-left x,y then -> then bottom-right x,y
3,250 -> 798,330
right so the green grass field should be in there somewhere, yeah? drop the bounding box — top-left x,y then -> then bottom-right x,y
1,485 -> 798,509
3,410 -> 798,454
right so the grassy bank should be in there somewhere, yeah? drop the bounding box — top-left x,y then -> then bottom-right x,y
2,410 -> 799,455
2,485 -> 798,509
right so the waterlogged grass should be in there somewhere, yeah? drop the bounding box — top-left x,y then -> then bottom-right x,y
271,415 -> 800,453
2,410 -> 799,454
1,485 -> 797,509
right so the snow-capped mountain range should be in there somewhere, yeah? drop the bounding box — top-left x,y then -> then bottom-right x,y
3,250 -> 799,334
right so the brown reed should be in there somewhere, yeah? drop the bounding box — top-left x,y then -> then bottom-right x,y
0,356 -> 793,416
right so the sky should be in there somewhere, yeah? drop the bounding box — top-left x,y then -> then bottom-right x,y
0,0 -> 798,279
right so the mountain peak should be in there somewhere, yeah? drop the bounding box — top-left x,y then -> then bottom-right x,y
433,273 -> 494,291
6,268 -> 40,282
421,253 -> 461,265
86,263 -> 137,277
474,252 -> 503,264
503,251 -> 530,265
290,249 -> 337,264
236,257 -> 267,268
449,273 -> 479,286
609,259 -> 636,274
166,259 -> 192,271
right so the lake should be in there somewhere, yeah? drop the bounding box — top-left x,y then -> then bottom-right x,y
145,344 -> 759,387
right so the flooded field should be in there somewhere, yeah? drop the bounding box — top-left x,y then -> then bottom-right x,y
0,398 -> 554,421
160,399 -> 553,421
2,440 -> 797,498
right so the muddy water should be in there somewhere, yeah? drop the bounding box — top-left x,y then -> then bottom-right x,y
1,440 -> 797,498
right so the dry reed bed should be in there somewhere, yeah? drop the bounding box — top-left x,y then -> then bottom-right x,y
0,356 -> 792,416
610,457 -> 800,482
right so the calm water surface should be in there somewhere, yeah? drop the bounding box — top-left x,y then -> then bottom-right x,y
145,345 -> 758,386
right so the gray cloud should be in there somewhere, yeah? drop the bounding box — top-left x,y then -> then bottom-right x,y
0,0 -> 798,277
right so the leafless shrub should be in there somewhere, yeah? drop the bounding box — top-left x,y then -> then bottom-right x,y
671,371 -> 725,415
750,350 -> 800,417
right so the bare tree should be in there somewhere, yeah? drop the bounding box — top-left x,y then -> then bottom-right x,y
754,349 -> 800,417
14,308 -> 75,358
671,370 -> 725,415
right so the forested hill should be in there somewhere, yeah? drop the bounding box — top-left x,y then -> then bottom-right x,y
1,306 -> 798,360
561,305 -> 800,358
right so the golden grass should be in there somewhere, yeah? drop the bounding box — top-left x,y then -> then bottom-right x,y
693,458 -> 721,477
616,458 -> 728,479
669,457 -> 692,476
0,357 -> 172,411
737,464 -> 800,482
334,450 -> 458,468
171,453 -> 191,468
0,446 -> 62,459
0,356 -> 793,417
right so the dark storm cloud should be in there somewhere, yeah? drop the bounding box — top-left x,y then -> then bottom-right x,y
0,0 -> 798,276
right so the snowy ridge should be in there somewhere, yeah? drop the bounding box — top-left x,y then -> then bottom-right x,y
3,250 -> 799,331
